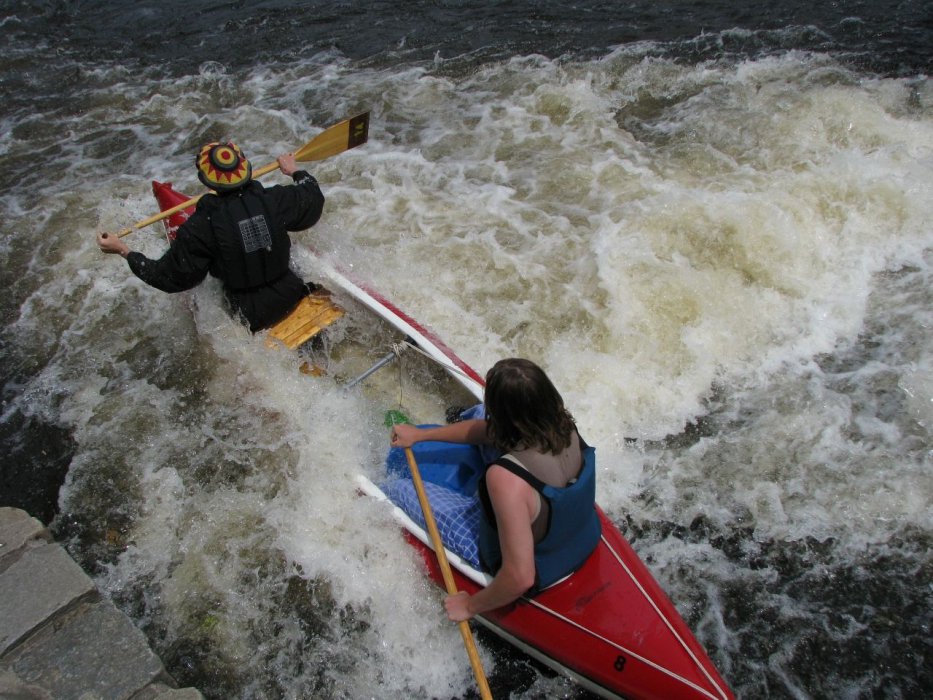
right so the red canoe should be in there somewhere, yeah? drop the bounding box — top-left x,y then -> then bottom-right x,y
151,180 -> 735,700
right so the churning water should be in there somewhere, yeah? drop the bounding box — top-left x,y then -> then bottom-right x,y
1,2 -> 930,698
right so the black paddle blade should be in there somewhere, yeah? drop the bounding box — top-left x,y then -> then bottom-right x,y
348,112 -> 369,150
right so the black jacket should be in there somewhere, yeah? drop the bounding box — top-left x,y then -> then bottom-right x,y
127,172 -> 324,331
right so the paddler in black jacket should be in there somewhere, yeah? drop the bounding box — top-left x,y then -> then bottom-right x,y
97,141 -> 324,332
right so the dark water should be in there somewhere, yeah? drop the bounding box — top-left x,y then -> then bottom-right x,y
3,0 -> 932,74
2,1 -> 931,699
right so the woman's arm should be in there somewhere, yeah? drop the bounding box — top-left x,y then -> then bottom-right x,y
444,465 -> 538,621
390,419 -> 489,447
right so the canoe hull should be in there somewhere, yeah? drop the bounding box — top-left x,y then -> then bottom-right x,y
391,503 -> 731,700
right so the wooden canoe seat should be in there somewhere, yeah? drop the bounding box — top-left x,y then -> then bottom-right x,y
265,289 -> 345,350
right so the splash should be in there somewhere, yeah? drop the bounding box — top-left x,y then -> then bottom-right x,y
1,37 -> 930,700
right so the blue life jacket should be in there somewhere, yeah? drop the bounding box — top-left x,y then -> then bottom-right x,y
478,440 -> 601,592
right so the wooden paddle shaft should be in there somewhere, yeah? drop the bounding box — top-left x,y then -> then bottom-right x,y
116,194 -> 204,237
404,447 -> 493,700
115,112 -> 370,238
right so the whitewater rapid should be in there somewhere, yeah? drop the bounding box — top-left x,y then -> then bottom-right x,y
2,42 -> 930,697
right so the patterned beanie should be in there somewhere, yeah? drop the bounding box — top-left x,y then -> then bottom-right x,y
196,141 -> 252,191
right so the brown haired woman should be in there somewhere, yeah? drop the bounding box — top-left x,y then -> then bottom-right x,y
390,358 -> 601,621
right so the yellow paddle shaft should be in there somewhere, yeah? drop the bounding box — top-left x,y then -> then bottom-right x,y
404,447 -> 493,700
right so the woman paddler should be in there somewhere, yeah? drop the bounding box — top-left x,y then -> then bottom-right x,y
390,357 -> 601,621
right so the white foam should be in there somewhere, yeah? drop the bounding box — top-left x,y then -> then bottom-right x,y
6,47 -> 931,698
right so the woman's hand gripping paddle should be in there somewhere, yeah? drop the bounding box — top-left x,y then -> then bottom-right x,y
114,112 -> 370,238
385,410 -> 493,700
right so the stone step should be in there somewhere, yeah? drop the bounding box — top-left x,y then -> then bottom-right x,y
0,507 -> 203,700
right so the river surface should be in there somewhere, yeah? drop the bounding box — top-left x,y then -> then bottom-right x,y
1,1 -> 931,698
